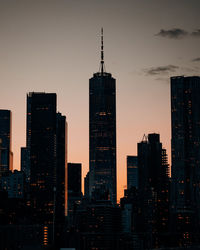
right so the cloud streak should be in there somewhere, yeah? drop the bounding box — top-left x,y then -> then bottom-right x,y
145,65 -> 179,76
155,28 -> 188,39
156,28 -> 200,39
192,57 -> 200,62
191,29 -> 200,37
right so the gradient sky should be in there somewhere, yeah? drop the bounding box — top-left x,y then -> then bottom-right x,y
0,0 -> 200,200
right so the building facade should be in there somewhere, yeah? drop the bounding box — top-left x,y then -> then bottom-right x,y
171,76 -> 200,245
1,170 -> 24,199
56,112 -> 67,221
138,133 -> 170,248
21,147 -> 28,182
0,110 -> 13,176
84,172 -> 90,198
67,163 -> 82,217
27,92 -> 57,225
127,156 -> 138,190
27,93 -> 67,230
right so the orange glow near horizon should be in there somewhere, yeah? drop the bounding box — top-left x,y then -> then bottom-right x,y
10,101 -> 171,201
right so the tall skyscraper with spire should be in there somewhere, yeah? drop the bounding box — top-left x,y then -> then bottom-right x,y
89,29 -> 116,204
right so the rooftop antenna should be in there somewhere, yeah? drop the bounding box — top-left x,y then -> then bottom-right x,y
142,134 -> 148,142
100,27 -> 106,74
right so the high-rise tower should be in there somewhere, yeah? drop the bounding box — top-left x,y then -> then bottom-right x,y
27,93 -> 57,224
127,156 -> 138,190
67,163 -> 82,219
171,76 -> 200,244
137,133 -> 169,248
27,93 -> 67,229
89,29 -> 116,203
0,110 -> 13,176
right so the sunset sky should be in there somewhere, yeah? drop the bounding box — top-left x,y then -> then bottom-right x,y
0,0 -> 200,200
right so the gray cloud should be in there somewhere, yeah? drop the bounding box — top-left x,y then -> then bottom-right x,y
192,57 -> 200,62
145,65 -> 179,76
191,29 -> 200,37
155,28 -> 188,39
156,28 -> 200,39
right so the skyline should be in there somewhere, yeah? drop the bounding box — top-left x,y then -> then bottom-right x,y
2,76 -> 200,250
0,0 -> 200,199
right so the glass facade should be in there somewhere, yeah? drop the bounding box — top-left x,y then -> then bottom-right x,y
67,163 -> 82,217
27,93 -> 67,225
89,72 -> 116,204
171,76 -> 200,241
137,133 -> 169,247
0,110 -> 12,176
127,156 -> 138,189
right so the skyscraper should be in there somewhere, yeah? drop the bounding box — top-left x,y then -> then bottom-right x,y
89,29 -> 116,203
67,163 -> 82,217
56,112 -> 67,221
0,110 -> 13,176
138,133 -> 169,248
27,93 -> 67,232
27,92 -> 57,225
171,76 -> 200,244
127,156 -> 138,189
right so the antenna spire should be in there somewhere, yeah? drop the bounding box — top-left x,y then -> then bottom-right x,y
101,27 -> 105,74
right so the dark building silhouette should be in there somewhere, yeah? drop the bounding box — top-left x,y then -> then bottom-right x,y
120,187 -> 143,249
0,110 -> 13,176
26,92 -> 67,247
127,156 -> 138,189
0,225 -> 50,250
21,147 -> 28,182
56,112 -> 67,222
67,163 -> 82,217
27,92 -> 57,226
66,200 -> 122,250
171,76 -> 200,246
89,28 -> 116,204
138,133 -> 170,249
84,171 -> 90,198
80,202 -> 121,250
0,170 -> 24,199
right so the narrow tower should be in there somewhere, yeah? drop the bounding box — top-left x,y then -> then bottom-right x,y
89,29 -> 116,204
100,27 -> 105,74
0,110 -> 13,176
171,76 -> 200,244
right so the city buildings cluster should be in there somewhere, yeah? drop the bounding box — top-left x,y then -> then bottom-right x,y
1,31 -> 200,250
